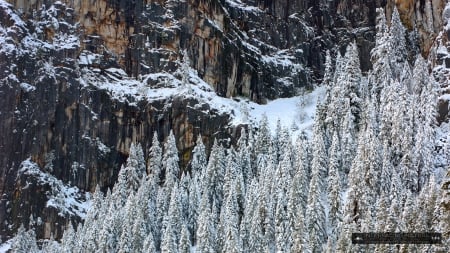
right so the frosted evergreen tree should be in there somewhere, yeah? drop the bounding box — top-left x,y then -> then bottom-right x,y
148,132 -> 162,184
388,6 -> 408,79
188,174 -> 200,244
220,180 -> 243,253
399,192 -> 418,253
131,188 -> 149,253
80,184 -> 103,251
223,148 -> 245,216
113,165 -> 129,206
255,114 -> 271,174
179,173 -> 191,224
155,186 -> 170,249
343,42 -> 363,124
370,8 -> 391,100
273,119 -> 283,164
327,131 -> 342,248
305,122 -> 327,252
191,134 -> 207,179
126,143 -> 146,190
432,168 -> 450,252
41,235 -> 61,253
274,185 -> 290,253
11,225 -> 39,253
386,169 -> 403,232
98,190 -> 121,253
179,223 -> 191,253
162,131 -> 180,189
322,50 -> 334,103
241,179 -> 263,252
340,104 -> 356,177
329,42 -> 362,132
374,193 -> 389,253
142,233 -> 157,253
291,198 -> 310,253
161,184 -> 181,253
61,223 -> 77,253
415,59 -> 438,190
118,193 -> 137,253
196,194 -> 217,253
380,140 -> 393,194
202,139 -> 226,216
238,128 -> 253,187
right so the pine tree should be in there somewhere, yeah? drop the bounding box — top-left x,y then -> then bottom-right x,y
388,6 -> 408,79
179,223 -> 191,253
61,223 -> 77,253
305,122 -> 327,252
255,114 -> 271,162
415,59 -> 438,190
162,131 -> 180,189
432,168 -> 450,252
322,50 -> 334,100
202,139 -> 226,216
327,131 -> 342,248
142,233 -> 157,253
196,194 -> 217,253
370,8 -> 391,100
191,134 -> 207,179
11,225 -> 39,253
238,128 -> 253,187
148,132 -> 162,184
220,181 -> 243,253
41,235 -> 61,253
161,184 -> 181,253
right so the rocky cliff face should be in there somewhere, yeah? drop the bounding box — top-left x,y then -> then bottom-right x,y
0,0 -> 446,241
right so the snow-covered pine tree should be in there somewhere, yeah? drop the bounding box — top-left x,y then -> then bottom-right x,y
238,128 -> 253,187
388,6 -> 408,79
327,131 -> 342,249
415,58 -> 438,190
202,139 -> 226,217
142,232 -> 157,253
292,133 -> 311,212
191,134 -> 207,179
60,223 -> 77,253
370,8 -> 391,100
10,225 -> 39,253
305,122 -> 327,252
179,223 -> 191,253
162,131 -> 180,190
322,50 -> 334,102
196,194 -> 217,253
148,132 -> 162,184
161,183 -> 182,253
254,114 -> 271,174
220,179 -> 243,253
432,168 -> 450,252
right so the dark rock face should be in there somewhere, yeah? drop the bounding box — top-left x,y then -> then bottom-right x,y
0,0 -> 445,241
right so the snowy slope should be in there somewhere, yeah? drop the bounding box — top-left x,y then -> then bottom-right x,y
81,65 -> 325,138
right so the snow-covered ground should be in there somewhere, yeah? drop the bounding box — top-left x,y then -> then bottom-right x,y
0,240 -> 11,253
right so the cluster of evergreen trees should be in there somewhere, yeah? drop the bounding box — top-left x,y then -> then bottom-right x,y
10,7 -> 450,253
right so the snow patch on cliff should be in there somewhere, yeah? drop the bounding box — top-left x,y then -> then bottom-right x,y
81,65 -> 324,137
18,159 -> 91,219
0,240 -> 11,253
